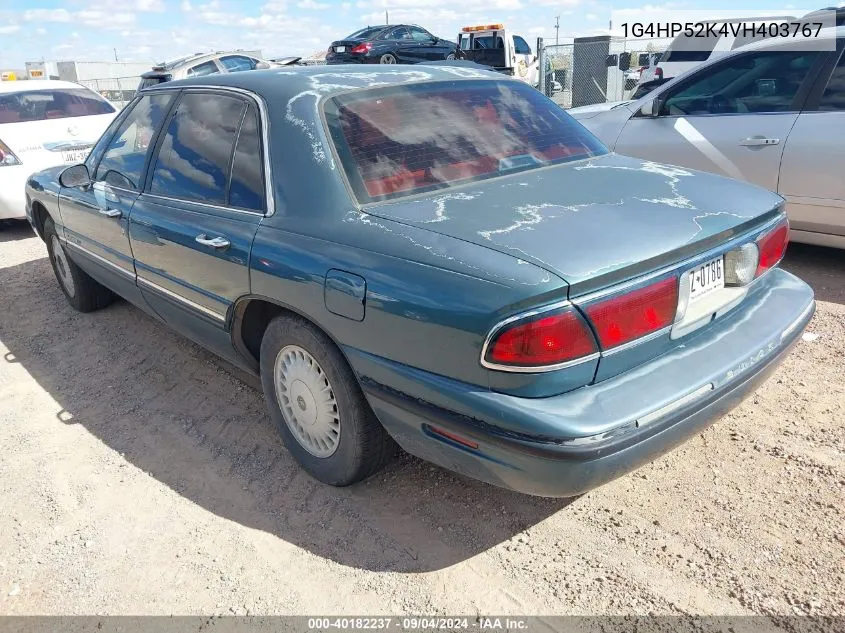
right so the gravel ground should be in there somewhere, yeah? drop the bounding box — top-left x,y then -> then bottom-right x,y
0,219 -> 843,617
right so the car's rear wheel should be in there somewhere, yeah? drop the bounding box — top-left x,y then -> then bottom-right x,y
379,53 -> 397,64
446,52 -> 456,60
43,217 -> 114,312
259,314 -> 395,486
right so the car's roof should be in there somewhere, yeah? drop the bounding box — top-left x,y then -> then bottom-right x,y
143,63 -> 505,102
0,79 -> 89,94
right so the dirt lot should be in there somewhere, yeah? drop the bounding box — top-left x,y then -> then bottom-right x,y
0,220 -> 843,617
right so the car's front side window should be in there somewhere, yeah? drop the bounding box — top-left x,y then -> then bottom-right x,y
408,27 -> 432,42
662,50 -> 821,115
818,52 -> 845,112
187,60 -> 220,77
513,36 -> 532,55
149,92 -> 246,205
94,92 -> 174,191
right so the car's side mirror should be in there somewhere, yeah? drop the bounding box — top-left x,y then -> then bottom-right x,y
255,61 -> 271,70
639,97 -> 664,117
59,164 -> 91,188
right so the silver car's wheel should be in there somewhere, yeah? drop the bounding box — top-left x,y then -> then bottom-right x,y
446,53 -> 456,60
379,53 -> 397,64
50,234 -> 76,298
274,344 -> 340,458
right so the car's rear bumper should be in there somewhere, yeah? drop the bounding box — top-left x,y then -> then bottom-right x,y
325,55 -> 371,65
348,268 -> 815,497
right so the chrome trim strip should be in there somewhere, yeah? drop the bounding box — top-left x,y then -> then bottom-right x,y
636,383 -> 714,428
63,239 -> 135,280
137,276 -> 226,322
479,299 -> 601,373
143,192 -> 263,216
151,84 -> 275,217
601,325 -> 672,357
781,301 -> 815,342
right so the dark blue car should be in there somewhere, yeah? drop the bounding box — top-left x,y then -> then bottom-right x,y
25,65 -> 814,497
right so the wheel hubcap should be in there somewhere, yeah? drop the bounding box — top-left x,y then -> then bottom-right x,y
50,235 -> 75,298
381,54 -> 395,64
274,345 -> 340,458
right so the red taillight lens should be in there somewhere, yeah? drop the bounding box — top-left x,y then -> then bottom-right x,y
350,42 -> 373,54
755,219 -> 789,278
584,276 -> 678,350
485,310 -> 597,368
655,67 -> 663,78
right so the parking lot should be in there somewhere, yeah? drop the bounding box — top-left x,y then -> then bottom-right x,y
0,220 -> 843,616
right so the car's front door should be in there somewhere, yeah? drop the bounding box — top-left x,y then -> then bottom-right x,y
129,89 -> 266,366
59,92 -> 175,304
381,27 -> 413,63
613,47 -> 827,193
778,47 -> 845,239
407,26 -> 443,61
512,35 -> 537,85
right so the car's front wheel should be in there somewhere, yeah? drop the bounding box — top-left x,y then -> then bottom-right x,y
379,53 -> 397,64
259,314 -> 395,486
446,52 -> 456,60
44,217 -> 114,312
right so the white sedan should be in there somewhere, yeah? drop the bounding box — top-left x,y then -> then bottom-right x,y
0,80 -> 117,220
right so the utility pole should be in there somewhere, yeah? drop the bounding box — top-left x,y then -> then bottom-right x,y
555,15 -> 560,46
385,10 -> 388,24
113,48 -> 118,62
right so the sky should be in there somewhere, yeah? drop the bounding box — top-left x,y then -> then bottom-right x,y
0,0 -> 837,70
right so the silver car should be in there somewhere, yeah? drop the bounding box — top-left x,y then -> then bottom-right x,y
571,26 -> 845,249
137,51 -> 278,90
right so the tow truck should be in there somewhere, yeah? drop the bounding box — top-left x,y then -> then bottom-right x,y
456,24 -> 546,88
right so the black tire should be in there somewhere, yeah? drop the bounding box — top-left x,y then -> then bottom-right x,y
379,53 -> 397,64
44,217 -> 114,313
259,314 -> 396,486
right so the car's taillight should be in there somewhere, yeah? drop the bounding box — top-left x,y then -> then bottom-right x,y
584,276 -> 678,350
0,139 -> 21,167
484,309 -> 598,369
655,67 -> 663,79
755,218 -> 789,278
350,42 -> 373,54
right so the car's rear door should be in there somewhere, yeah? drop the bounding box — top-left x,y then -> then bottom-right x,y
406,26 -> 443,61
129,89 -> 267,365
778,45 -> 845,240
219,55 -> 258,73
59,92 -> 175,305
613,46 -> 827,193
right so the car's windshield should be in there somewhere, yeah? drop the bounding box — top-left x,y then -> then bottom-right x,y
325,80 -> 608,203
0,88 -> 115,123
346,26 -> 385,39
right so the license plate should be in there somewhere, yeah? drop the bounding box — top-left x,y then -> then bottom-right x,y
335,46 -> 345,53
689,255 -> 724,303
62,148 -> 90,164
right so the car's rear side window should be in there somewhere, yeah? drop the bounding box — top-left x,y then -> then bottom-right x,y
0,88 -> 114,123
324,80 -> 607,203
150,92 -> 246,204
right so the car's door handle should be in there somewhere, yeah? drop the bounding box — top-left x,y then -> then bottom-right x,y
98,208 -> 122,218
740,137 -> 780,146
195,234 -> 230,249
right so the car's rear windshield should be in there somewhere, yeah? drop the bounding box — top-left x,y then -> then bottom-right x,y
324,80 -> 607,203
0,88 -> 114,123
138,75 -> 171,90
346,26 -> 385,39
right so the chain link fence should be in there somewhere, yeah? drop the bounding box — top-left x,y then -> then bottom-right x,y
78,76 -> 139,108
542,39 -> 666,109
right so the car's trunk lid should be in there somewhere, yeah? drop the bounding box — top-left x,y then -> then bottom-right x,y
364,153 -> 783,295
1,114 -> 115,168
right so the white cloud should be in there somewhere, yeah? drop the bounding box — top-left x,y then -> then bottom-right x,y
134,0 -> 166,10
586,13 -> 598,20
35,27 -> 47,35
0,24 -> 20,35
181,0 -> 192,10
23,9 -> 72,22
298,0 -> 329,8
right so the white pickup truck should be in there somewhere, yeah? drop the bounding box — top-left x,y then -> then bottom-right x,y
456,24 -> 544,87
